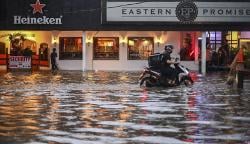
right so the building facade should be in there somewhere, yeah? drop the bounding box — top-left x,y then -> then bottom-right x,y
1,0 -> 250,71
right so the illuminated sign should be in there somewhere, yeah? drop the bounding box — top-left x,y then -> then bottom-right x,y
30,0 -> 46,14
14,0 -> 63,25
106,1 -> 250,22
14,16 -> 63,25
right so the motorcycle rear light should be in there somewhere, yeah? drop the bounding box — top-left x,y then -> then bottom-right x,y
189,72 -> 198,82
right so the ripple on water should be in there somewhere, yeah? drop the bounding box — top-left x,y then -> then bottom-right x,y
178,120 -> 222,125
188,134 -> 249,141
128,136 -> 191,144
226,116 -> 250,121
0,71 -> 250,144
74,128 -> 118,134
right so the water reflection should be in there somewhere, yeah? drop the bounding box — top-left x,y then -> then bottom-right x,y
0,71 -> 249,144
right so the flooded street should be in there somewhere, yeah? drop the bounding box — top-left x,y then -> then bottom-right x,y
0,71 -> 250,144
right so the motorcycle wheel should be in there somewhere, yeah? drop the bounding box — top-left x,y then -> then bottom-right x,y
140,77 -> 157,87
183,76 -> 194,86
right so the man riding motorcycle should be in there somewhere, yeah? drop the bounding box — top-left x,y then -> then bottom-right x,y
161,45 -> 179,85
139,44 -> 193,87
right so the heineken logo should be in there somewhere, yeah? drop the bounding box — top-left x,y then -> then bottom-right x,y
30,0 -> 46,14
14,0 -> 63,25
176,0 -> 198,22
14,16 -> 63,25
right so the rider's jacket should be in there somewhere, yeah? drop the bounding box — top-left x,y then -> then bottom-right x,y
161,51 -> 171,67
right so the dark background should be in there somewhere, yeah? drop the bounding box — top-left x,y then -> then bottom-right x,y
0,0 -> 250,31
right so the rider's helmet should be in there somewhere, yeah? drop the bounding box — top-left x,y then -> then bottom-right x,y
164,45 -> 173,54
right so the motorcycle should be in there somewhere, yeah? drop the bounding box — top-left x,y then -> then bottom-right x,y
139,54 -> 193,87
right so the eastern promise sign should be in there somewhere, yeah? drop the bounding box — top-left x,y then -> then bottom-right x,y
106,1 -> 250,23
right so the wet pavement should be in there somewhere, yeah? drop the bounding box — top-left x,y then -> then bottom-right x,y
0,71 -> 250,144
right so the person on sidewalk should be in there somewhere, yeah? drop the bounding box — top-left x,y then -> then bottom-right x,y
226,46 -> 245,85
50,48 -> 58,71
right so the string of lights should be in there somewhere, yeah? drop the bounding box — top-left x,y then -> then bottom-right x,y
63,2 -> 145,14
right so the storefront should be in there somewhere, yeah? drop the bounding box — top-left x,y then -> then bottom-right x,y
0,0 -> 250,72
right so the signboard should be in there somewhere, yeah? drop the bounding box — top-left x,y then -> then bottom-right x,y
9,56 -> 31,69
13,0 -> 63,25
106,1 -> 250,23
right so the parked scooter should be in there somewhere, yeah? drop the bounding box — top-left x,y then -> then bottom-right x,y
139,54 -> 193,87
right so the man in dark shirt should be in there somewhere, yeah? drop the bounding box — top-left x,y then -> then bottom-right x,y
50,48 -> 58,71
161,45 -> 179,84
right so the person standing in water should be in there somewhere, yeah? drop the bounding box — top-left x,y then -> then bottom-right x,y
50,48 -> 58,71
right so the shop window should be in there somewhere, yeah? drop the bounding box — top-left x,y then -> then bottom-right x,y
180,33 -> 195,61
206,31 -> 239,66
226,31 -> 239,63
59,37 -> 82,60
207,31 -> 222,52
128,37 -> 154,60
227,31 -> 238,49
206,31 -> 238,53
8,33 -> 36,56
93,37 -> 119,60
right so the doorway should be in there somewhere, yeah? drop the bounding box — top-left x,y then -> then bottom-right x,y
39,43 -> 49,67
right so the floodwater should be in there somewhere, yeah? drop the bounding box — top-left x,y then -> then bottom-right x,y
0,71 -> 249,144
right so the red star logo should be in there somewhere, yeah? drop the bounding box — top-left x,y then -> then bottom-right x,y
30,0 -> 46,14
